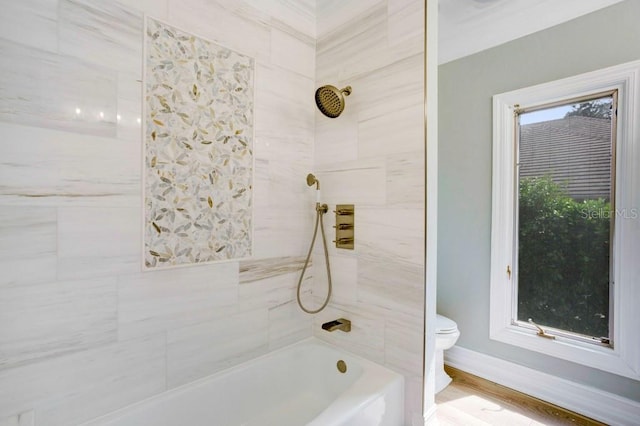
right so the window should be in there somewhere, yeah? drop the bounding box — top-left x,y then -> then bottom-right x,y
490,61 -> 640,379
516,93 -> 615,346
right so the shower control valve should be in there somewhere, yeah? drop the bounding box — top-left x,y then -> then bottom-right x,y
333,204 -> 354,250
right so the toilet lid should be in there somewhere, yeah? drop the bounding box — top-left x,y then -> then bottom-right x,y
436,314 -> 458,333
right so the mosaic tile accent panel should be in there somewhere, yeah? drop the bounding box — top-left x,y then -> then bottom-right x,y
144,18 -> 254,268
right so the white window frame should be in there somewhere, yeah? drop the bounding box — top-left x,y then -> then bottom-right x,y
490,60 -> 640,379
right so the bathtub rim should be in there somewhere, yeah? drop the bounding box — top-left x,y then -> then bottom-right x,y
79,336 -> 404,426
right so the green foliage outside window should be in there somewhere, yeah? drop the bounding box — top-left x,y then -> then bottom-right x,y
517,176 -> 610,338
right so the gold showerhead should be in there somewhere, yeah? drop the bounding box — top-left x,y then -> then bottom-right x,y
315,85 -> 352,118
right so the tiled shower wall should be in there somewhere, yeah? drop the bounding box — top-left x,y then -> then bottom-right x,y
0,0 -> 316,424
0,0 -> 426,425
312,1 -> 426,424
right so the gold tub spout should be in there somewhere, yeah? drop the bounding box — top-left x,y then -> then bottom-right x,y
321,318 -> 351,332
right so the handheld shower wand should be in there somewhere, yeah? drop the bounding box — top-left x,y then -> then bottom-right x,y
297,173 -> 332,314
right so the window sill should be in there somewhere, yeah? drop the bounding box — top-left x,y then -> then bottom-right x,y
490,323 -> 640,380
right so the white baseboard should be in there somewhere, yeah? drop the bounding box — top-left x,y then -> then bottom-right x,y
444,345 -> 640,425
421,404 -> 438,426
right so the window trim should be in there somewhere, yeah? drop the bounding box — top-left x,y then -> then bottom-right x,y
490,60 -> 640,379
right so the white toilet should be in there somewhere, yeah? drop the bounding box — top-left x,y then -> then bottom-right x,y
435,314 -> 460,393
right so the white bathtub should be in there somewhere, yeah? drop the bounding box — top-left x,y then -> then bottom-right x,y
81,338 -> 404,426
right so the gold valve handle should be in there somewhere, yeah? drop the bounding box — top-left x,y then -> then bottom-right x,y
333,224 -> 354,230
333,237 -> 354,244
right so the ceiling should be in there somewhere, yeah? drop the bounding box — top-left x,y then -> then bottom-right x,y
438,0 -> 625,64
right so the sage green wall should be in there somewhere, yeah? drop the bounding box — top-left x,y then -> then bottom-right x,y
438,0 -> 640,401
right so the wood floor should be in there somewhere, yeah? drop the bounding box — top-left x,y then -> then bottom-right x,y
435,366 -> 607,426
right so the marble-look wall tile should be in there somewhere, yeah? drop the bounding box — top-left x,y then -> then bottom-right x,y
313,302 -> 385,364
238,271 -> 305,311
58,0 -> 143,75
358,258 -> 424,321
0,123 -> 139,206
316,2 -> 420,83
117,262 -> 239,340
270,28 -> 315,78
0,39 -> 118,136
0,278 -> 117,370
0,0 -> 58,53
350,53 -> 423,123
0,207 -> 56,286
387,151 -> 425,208
254,68 -> 312,122
257,138 -> 312,207
295,273 -> 319,313
385,317 -> 424,376
0,335 -> 165,426
0,410 -> 34,426
253,158 -> 270,208
356,207 -> 423,265
239,256 -> 306,283
267,158 -> 314,208
252,52 -> 313,209
387,0 -> 417,15
244,0 -> 315,39
115,0 -> 169,19
314,107 -> 359,166
316,3 -> 387,82
253,207 -> 312,258
358,104 -> 424,158
268,300 -> 312,350
57,207 -> 140,280
313,254 -> 357,305
387,0 -> 424,47
255,61 -> 315,135
167,0 -> 271,64
254,136 -> 314,211
404,376 -> 425,426
254,133 -> 313,164
117,71 -> 142,101
116,97 -> 142,142
255,83 -> 314,140
315,158 -> 387,206
316,0 -> 383,38
116,72 -> 142,141
252,60 -> 316,257
167,308 -> 268,388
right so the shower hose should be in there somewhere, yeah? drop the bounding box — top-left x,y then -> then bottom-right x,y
296,202 -> 332,314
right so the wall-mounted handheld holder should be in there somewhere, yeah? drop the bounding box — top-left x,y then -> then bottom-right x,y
333,204 -> 354,250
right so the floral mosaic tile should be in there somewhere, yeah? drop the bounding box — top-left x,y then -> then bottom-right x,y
144,18 -> 254,268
